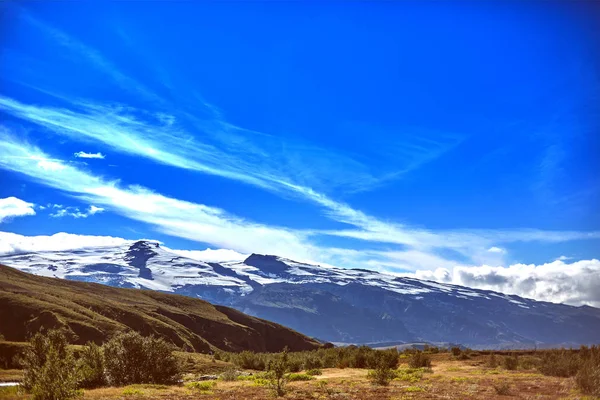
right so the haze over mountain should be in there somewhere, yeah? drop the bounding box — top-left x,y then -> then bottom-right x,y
2,240 -> 599,349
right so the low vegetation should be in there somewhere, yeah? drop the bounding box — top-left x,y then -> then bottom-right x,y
3,325 -> 600,399
15,329 -> 182,400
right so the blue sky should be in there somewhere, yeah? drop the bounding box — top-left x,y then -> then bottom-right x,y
1,1 -> 599,278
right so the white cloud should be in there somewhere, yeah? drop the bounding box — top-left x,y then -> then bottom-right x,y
410,259 -> 600,307
0,231 -> 128,255
88,205 -> 104,215
74,151 -> 105,159
487,246 -> 506,253
49,205 -> 105,219
0,197 -> 36,223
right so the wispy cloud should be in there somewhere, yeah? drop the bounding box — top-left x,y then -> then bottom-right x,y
74,151 -> 105,159
1,13 -> 598,275
0,197 -> 36,223
1,127 -> 598,271
0,131 -> 316,259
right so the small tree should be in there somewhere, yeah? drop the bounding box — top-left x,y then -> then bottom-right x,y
267,348 -> 290,397
77,342 -> 106,388
21,329 -> 79,400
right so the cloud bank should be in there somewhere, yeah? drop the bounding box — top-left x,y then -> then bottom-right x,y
0,231 -> 128,255
412,259 -> 600,307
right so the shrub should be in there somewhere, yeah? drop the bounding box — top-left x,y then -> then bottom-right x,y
575,360 -> 600,396
122,388 -> 144,396
267,348 -> 290,397
368,359 -> 396,386
236,351 -> 266,370
287,358 -> 303,373
503,355 -> 518,371
287,373 -> 314,381
21,330 -> 80,400
306,368 -> 322,376
395,367 -> 425,383
518,355 -> 540,370
77,342 -> 106,388
408,351 -> 431,369
103,331 -> 181,386
538,349 -> 580,377
219,367 -> 240,381
186,381 -> 216,391
370,348 -> 399,369
487,353 -> 498,368
450,347 -> 462,357
303,356 -> 323,370
493,381 -> 510,395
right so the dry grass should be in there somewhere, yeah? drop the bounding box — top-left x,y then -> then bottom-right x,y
2,351 -> 594,399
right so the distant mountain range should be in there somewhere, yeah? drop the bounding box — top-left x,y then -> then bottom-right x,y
0,263 -> 321,352
2,240 -> 599,349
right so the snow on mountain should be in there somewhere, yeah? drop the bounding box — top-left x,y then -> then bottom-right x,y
0,240 -> 504,301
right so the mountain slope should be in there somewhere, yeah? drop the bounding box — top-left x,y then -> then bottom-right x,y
0,263 -> 322,352
2,241 -> 600,348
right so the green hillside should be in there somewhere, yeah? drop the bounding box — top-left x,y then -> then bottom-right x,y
0,264 -> 321,353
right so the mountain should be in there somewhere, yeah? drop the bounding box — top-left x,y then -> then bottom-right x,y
0,263 -> 322,352
2,240 -> 600,348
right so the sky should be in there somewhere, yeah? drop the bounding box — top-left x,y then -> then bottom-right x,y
1,1 -> 599,306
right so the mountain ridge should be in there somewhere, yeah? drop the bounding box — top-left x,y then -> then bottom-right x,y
1,240 -> 599,348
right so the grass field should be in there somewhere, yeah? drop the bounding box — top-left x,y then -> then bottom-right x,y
1,351 -> 597,400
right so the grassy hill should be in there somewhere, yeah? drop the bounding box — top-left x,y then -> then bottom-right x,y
0,264 -> 321,353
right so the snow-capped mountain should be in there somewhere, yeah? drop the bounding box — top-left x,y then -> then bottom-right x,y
2,240 -> 599,348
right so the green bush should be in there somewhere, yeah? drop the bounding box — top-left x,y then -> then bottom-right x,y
219,367 -> 240,381
21,330 -> 80,400
303,357 -> 323,370
367,359 -> 396,386
287,373 -> 314,381
408,351 -> 431,369
235,351 -> 266,370
103,331 -> 181,386
186,381 -> 216,391
306,368 -> 322,376
77,342 -> 106,388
